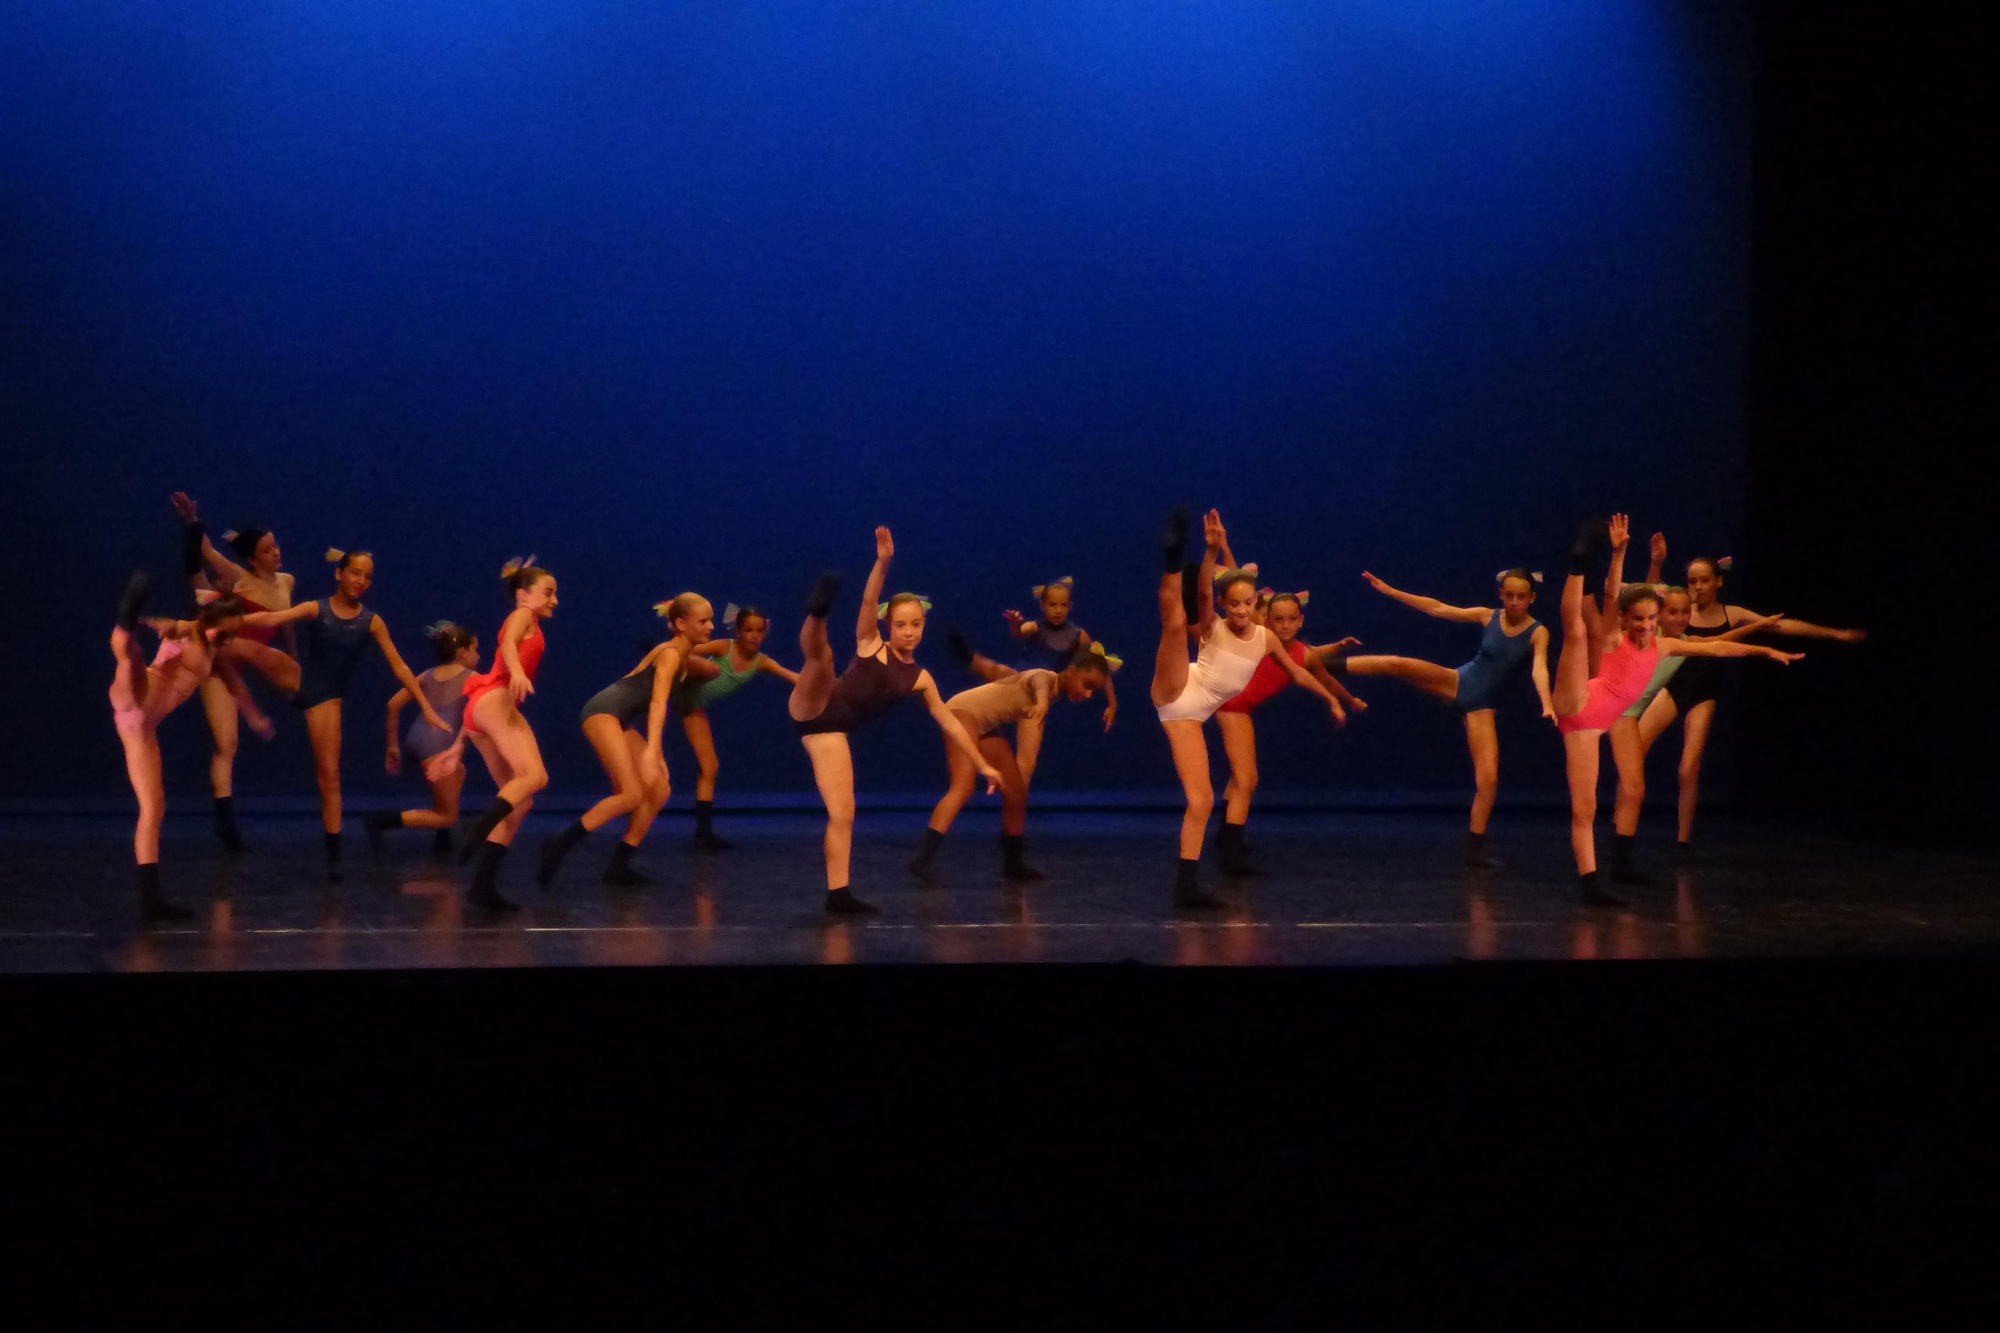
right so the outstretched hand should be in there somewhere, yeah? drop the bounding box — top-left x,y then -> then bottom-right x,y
1649,531 -> 1668,566
1360,572 -> 1389,595
1102,701 -> 1118,732
171,492 -> 200,524
1326,635 -> 1363,653
246,711 -> 275,742
1329,699 -> 1347,728
1608,514 -> 1631,552
1840,628 -> 1869,644
1770,650 -> 1806,665
875,526 -> 895,562
1203,509 -> 1226,552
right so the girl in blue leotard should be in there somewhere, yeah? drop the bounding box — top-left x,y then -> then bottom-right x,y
1329,569 -> 1555,867
1002,578 -> 1119,731
677,605 -> 800,850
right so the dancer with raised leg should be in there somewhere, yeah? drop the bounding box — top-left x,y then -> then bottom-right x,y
107,575 -> 251,922
1153,509 -> 1346,910
238,549 -> 449,880
676,605 -> 800,850
425,559 -> 558,912
908,632 -> 1117,883
1328,568 -> 1552,867
367,622 -> 480,859
1551,517 -> 1802,905
789,527 -> 1001,915
536,593 -> 714,888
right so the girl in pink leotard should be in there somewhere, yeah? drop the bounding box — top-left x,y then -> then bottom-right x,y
107,575 -> 251,922
1550,516 -> 1803,905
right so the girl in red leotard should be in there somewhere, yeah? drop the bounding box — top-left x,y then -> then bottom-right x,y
1211,590 -> 1362,875
1552,516 -> 1802,905
425,558 -> 558,912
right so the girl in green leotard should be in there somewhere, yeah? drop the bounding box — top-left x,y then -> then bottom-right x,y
677,605 -> 800,849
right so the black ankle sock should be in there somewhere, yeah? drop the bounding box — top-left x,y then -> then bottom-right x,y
1580,869 -> 1629,906
468,839 -> 517,909
946,628 -> 975,665
825,886 -> 879,915
1162,506 -> 1190,573
805,572 -> 842,619
1611,833 -> 1651,884
1217,823 -> 1242,855
1568,518 -> 1607,576
603,839 -> 649,886
913,827 -> 945,864
1465,831 -> 1502,867
1176,858 -> 1199,892
324,831 -> 343,862
213,796 -> 245,850
694,799 -> 716,837
364,809 -> 403,833
1001,832 -> 1043,881
117,570 -> 156,631
459,797 -> 515,862
137,862 -> 191,921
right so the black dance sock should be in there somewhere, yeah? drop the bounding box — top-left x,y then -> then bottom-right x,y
1173,857 -> 1224,910
1676,840 -> 1696,863
603,839 -> 649,887
1162,506 -> 1191,574
946,628 -> 976,665
909,826 -> 946,879
323,831 -> 344,882
137,863 -> 191,923
213,796 -> 246,853
1217,823 -> 1261,877
1610,833 -> 1652,886
364,809 -> 403,851
1001,833 -> 1044,882
1568,518 -> 1608,576
537,819 -> 589,885
1323,650 -> 1350,679
117,570 -> 156,631
467,840 -> 519,912
1579,869 -> 1629,907
1464,831 -> 1503,869
458,797 -> 515,862
693,799 -> 731,850
804,572 -> 843,619
432,828 -> 455,859
825,886 -> 879,916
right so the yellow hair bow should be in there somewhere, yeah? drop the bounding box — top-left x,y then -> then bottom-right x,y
1030,576 -> 1074,599
500,554 -> 539,580
878,597 -> 933,618
1089,641 -> 1124,672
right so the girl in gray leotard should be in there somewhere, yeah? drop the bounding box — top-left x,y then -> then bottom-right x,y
366,623 -> 482,857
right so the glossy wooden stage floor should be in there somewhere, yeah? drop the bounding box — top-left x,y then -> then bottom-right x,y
4,810 -> 1995,972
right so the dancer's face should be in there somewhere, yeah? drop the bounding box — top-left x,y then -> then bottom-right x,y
1220,580 -> 1260,631
1685,561 -> 1722,608
1266,600 -> 1304,643
335,555 -> 374,601
674,598 -> 715,645
253,533 -> 283,575
887,603 -> 925,654
1038,586 -> 1071,628
457,639 -> 482,669
520,574 -> 558,617
1621,597 -> 1661,646
1499,577 -> 1537,617
1658,591 -> 1692,638
1061,666 -> 1106,701
734,614 -> 769,654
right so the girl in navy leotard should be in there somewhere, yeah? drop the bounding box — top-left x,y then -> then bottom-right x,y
1002,578 -> 1119,731
241,549 -> 448,880
1329,566 -> 1554,867
789,526 -> 1001,915
366,622 -> 482,859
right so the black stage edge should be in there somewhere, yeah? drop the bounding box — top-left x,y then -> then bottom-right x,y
7,961 -> 1997,1318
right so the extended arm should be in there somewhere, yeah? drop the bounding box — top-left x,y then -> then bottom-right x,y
644,644 -> 685,762
919,673 -> 1000,790
1271,630 -> 1345,722
240,601 -> 320,631
1359,572 -> 1487,624
1645,531 -> 1667,587
370,618 -> 446,729
1662,638 -> 1805,664
1601,514 -> 1631,621
856,526 -> 894,656
1305,650 -> 1364,716
385,685 -> 412,773
756,654 -> 802,685
1530,625 -> 1555,721
1002,611 -> 1039,641
1728,606 -> 1867,643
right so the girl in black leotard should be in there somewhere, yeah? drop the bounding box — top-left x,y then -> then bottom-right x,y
790,526 -> 1001,915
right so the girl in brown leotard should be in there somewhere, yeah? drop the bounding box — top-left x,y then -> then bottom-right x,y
790,526 -> 1001,915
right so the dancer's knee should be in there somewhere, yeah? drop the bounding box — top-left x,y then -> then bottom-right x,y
1185,785 -> 1214,822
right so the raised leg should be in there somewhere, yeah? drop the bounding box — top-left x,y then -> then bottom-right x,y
789,577 -> 841,723
1340,657 -> 1461,704
220,637 -> 301,694
1551,573 -> 1594,719
1151,569 -> 1192,709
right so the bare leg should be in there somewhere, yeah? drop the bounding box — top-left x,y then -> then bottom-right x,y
1551,574 -> 1594,719
1163,720 -> 1214,860
790,600 -> 839,723
927,711 -> 982,835
1563,729 -> 1604,876
109,627 -> 148,714
578,715 -> 647,832
220,637 -> 301,694
1676,700 -> 1718,848
803,733 -> 868,910
1340,657 -> 1461,704
400,768 -> 464,828
1463,709 -> 1500,834
620,729 -> 672,846
471,692 -> 549,814
983,736 -> 1028,837
685,712 -> 721,802
1151,569 -> 1191,709
117,722 -> 166,866
198,675 -> 239,799
1636,691 -> 1680,757
1217,712 -> 1259,826
304,700 -> 344,834
1610,717 -> 1646,837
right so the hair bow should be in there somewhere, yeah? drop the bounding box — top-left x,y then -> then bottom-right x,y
325,547 -> 347,564
722,602 -> 743,626
1030,576 -> 1075,599
222,529 -> 240,543
423,620 -> 459,637
500,554 -> 538,579
1494,569 -> 1546,585
1089,641 -> 1124,672
878,597 -> 933,617
1716,556 -> 1734,570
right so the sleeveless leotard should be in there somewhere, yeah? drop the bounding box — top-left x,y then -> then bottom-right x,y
403,666 -> 469,761
111,635 -> 216,732
946,669 -> 1057,737
1454,613 -> 1540,713
463,622 -> 545,734
1558,636 -> 1661,735
795,651 -> 924,737
1156,625 -> 1268,723
673,648 -> 763,715
1218,639 -> 1307,715
230,571 -> 295,646
1624,655 -> 1685,720
294,600 -> 376,710
581,666 -> 657,732
1664,608 -> 1731,712
1017,621 -> 1083,672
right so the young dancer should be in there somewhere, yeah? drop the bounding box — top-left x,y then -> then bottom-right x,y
1002,578 -> 1119,730
107,574 -> 251,921
908,632 -> 1117,882
1633,540 -> 1867,859
1211,591 -> 1363,875
171,493 -> 304,850
790,527 -> 1002,915
536,593 -> 715,887
366,622 -> 480,859
238,549 -> 449,880
1329,568 -> 1555,866
424,559 -> 558,911
676,605 -> 801,850
1153,509 -> 1346,910
1550,517 -> 1802,906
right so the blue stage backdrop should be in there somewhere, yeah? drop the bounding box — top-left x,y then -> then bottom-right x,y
1,1 -> 1750,807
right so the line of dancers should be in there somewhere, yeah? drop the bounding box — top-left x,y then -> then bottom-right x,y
106,495 -> 1862,921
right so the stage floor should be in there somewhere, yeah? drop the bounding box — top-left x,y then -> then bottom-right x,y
3,810 -> 1994,972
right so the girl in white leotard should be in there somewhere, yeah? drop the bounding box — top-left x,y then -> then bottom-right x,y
1150,508 -> 1345,910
